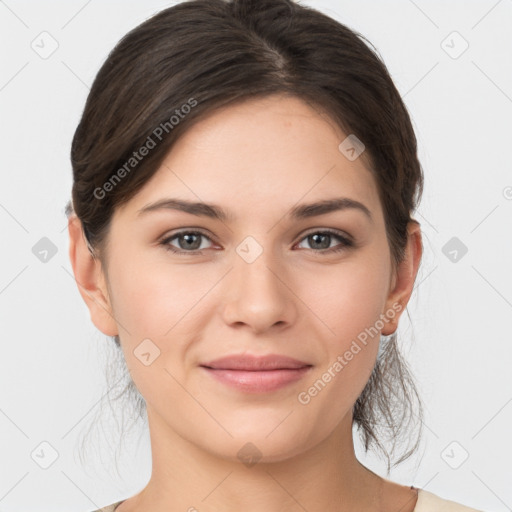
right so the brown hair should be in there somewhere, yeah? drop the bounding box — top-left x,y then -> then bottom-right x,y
66,0 -> 424,474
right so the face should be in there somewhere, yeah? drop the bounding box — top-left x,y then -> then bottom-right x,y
73,94 -> 418,464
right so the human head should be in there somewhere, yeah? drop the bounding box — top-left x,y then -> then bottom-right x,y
67,0 -> 424,473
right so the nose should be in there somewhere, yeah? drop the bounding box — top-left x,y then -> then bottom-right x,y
221,243 -> 298,334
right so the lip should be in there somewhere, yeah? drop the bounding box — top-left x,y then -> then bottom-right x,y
201,367 -> 312,393
199,354 -> 313,393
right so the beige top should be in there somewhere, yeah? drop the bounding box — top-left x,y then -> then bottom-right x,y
92,488 -> 484,511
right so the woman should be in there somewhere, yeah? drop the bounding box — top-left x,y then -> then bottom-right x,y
66,0 -> 483,510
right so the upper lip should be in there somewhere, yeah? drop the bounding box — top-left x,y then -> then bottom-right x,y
200,354 -> 312,371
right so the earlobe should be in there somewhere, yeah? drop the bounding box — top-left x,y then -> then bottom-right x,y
67,215 -> 119,337
381,221 -> 423,336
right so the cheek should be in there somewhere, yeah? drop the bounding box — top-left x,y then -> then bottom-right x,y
106,250 -> 215,397
299,250 -> 390,398
107,247 -> 207,337
303,251 -> 391,345
106,255 -> 206,405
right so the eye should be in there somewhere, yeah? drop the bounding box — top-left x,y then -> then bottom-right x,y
295,229 -> 354,254
160,230 -> 214,254
160,229 -> 354,255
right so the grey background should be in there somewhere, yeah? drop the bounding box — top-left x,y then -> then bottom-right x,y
0,0 -> 511,510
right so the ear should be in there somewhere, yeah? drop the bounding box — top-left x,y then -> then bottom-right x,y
67,215 -> 119,337
381,220 -> 423,336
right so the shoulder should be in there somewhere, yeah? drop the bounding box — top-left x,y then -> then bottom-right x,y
414,489 -> 484,511
90,501 -> 125,512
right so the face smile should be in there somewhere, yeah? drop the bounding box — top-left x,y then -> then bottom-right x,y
84,93 -> 409,464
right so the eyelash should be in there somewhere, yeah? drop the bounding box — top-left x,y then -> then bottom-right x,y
159,229 -> 354,256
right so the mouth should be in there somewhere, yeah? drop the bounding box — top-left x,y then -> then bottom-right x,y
199,354 -> 313,393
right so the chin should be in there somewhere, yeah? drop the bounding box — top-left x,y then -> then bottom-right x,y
201,429 -> 313,466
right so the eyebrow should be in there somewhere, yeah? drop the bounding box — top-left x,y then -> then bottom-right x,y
137,197 -> 373,223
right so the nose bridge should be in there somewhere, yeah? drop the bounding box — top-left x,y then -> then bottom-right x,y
221,233 -> 295,331
235,233 -> 282,298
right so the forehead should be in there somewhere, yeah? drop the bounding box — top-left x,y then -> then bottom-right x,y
118,94 -> 383,225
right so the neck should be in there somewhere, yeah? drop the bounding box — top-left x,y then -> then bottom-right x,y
128,406 -> 386,512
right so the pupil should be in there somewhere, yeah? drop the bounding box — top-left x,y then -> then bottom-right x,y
311,233 -> 329,249
182,234 -> 200,249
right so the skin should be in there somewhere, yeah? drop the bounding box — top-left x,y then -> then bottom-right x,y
68,94 -> 422,512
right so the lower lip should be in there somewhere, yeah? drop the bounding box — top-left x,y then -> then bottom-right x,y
200,366 -> 312,393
